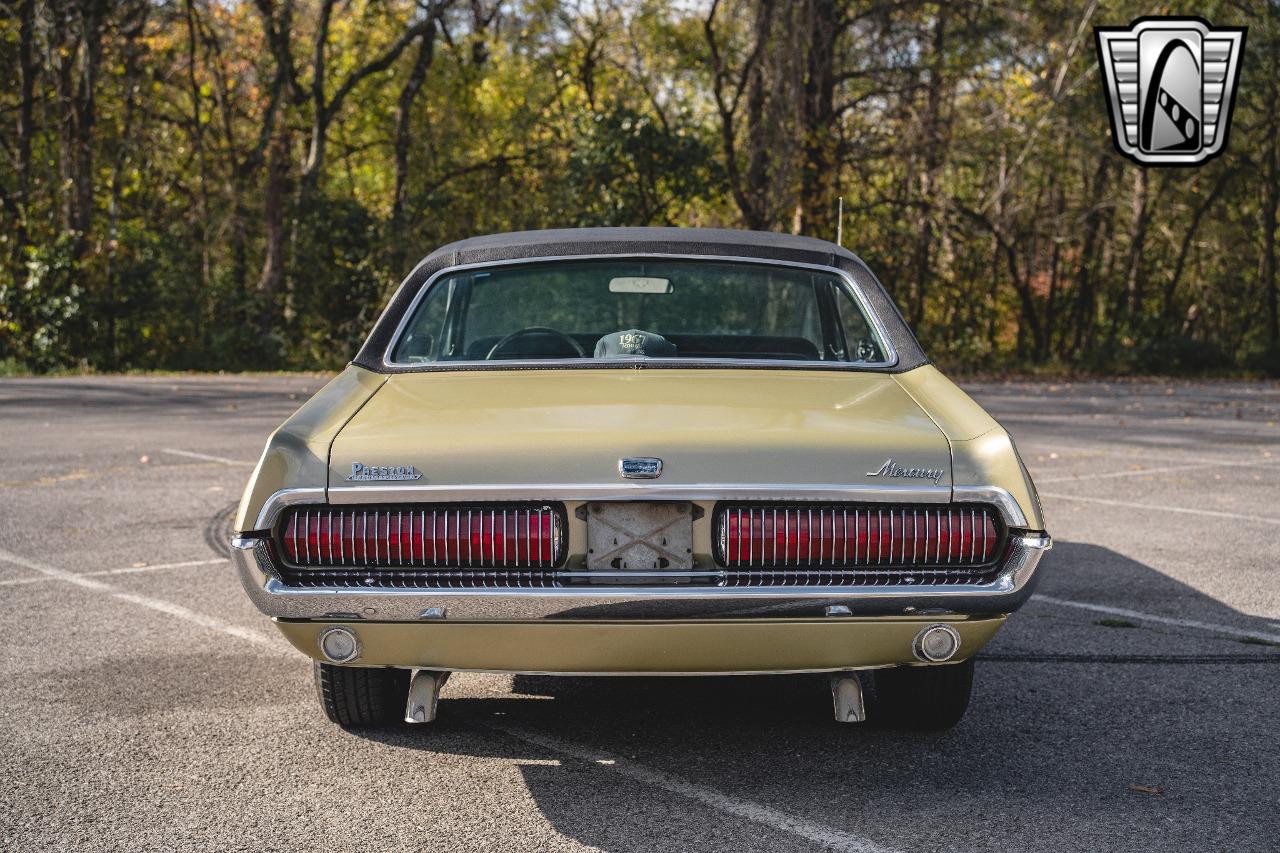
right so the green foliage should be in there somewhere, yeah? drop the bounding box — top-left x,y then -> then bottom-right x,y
288,194 -> 390,369
562,106 -> 722,226
0,0 -> 1277,374
0,236 -> 84,371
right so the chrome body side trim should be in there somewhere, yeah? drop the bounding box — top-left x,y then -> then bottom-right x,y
251,487 -> 326,532
952,484 -> 1029,528
252,483 -> 1035,533
232,532 -> 1051,622
327,481 -> 953,505
380,253 -> 900,372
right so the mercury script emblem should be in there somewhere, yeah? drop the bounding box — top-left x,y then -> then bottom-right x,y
347,462 -> 422,482
1095,17 -> 1246,166
866,458 -> 943,486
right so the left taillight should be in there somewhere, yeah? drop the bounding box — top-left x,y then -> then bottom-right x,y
279,505 -> 563,569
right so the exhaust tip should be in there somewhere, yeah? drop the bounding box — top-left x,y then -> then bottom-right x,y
913,624 -> 961,662
318,626 -> 361,663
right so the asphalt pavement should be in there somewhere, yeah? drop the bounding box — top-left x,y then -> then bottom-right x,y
1,374 -> 1278,852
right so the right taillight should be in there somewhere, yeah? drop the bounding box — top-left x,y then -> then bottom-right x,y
717,504 -> 1000,568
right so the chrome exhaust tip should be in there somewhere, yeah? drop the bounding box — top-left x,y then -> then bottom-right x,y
830,672 -> 866,723
405,669 -> 450,724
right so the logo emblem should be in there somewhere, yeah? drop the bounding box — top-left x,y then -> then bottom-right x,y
346,462 -> 422,482
618,457 -> 663,479
866,458 -> 944,486
1095,17 -> 1246,166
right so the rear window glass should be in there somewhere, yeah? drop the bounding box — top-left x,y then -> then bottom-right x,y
390,259 -> 891,365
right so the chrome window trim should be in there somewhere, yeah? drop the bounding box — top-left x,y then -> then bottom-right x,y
231,532 -> 1051,622
380,253 -> 900,371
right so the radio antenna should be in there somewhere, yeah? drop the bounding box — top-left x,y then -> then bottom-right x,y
836,197 -> 844,247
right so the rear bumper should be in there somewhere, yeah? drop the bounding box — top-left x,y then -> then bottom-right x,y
273,615 -> 1007,673
232,532 -> 1050,622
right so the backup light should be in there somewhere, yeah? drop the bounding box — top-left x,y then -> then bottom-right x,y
318,626 -> 361,663
913,624 -> 961,662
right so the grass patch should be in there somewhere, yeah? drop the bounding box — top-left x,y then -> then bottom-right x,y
1095,618 -> 1139,629
1239,636 -> 1279,647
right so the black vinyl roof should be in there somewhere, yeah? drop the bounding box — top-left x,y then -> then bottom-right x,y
353,227 -> 927,372
425,227 -> 861,265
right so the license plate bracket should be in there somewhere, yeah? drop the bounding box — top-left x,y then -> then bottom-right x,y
585,502 -> 695,573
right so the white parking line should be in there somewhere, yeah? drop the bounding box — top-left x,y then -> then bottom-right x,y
0,543 -> 896,852
0,548 -> 283,651
0,557 -> 227,587
161,448 -> 253,466
1036,457 -> 1278,485
1031,594 -> 1280,644
489,723 -> 898,853
1038,492 -> 1280,526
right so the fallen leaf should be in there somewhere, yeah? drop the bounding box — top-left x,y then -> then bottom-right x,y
1128,784 -> 1164,795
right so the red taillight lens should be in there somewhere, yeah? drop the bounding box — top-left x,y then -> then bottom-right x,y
280,505 -> 562,568
718,505 -> 999,568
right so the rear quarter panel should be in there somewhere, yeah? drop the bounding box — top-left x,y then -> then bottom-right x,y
234,366 -> 386,532
893,365 -> 1045,530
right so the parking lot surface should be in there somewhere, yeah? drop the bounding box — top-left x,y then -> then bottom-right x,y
1,375 -> 1278,852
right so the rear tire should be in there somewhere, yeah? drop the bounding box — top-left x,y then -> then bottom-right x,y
314,662 -> 410,727
870,658 -> 974,730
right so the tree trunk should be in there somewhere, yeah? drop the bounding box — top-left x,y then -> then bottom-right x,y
257,136 -> 290,340
797,0 -> 838,240
1106,169 -> 1151,347
301,0 -> 339,193
1264,123 -> 1279,348
15,0 -> 37,254
742,47 -> 770,229
704,0 -> 777,231
103,2 -> 149,368
392,19 -> 440,268
71,0 -> 105,255
184,0 -> 213,303
910,7 -> 950,327
1066,156 -> 1111,357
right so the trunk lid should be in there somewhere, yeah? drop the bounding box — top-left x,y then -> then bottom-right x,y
328,369 -> 950,493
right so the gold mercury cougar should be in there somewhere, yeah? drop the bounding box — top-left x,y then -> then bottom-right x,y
232,227 -> 1051,730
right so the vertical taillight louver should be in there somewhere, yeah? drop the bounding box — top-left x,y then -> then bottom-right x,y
716,504 -> 1001,569
279,505 -> 563,569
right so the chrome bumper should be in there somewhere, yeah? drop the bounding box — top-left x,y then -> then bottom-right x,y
232,532 -> 1050,622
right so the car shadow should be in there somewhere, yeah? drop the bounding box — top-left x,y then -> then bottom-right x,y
346,541 -> 1280,852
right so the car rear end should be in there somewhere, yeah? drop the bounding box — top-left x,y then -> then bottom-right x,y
231,229 -> 1050,728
